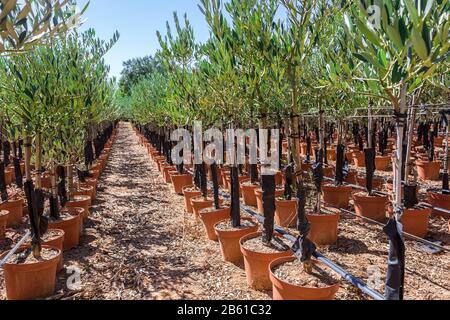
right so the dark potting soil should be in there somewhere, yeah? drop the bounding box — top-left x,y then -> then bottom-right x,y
215,218 -> 257,231
6,247 -> 59,265
273,260 -> 340,288
242,236 -> 291,254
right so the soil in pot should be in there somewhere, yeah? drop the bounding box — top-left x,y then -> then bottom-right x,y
0,198 -> 24,227
199,206 -> 231,241
2,246 -> 61,300
191,196 -> 224,219
275,198 -> 298,228
270,257 -> 340,300
322,185 -> 352,209
23,229 -> 65,272
0,210 -> 9,239
307,208 -> 340,245
48,210 -> 81,250
214,217 -> 259,264
353,193 -> 389,223
240,232 -> 293,291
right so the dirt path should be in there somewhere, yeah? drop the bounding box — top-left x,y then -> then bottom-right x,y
52,122 -> 267,300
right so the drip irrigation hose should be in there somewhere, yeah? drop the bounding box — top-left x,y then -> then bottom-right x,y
0,231 -> 31,268
217,191 -> 385,301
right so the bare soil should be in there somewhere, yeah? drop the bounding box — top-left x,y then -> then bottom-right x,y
242,237 -> 291,254
6,248 -> 59,265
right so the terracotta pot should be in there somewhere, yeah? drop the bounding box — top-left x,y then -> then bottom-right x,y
4,167 -> 13,186
0,210 -> 8,239
416,160 -> 441,181
156,159 -> 166,172
322,185 -> 353,209
225,176 -> 250,195
90,169 -> 101,180
307,208 -> 340,245
1,245 -> 61,300
255,188 -> 285,214
41,230 -> 65,272
353,193 -> 389,222
327,149 -> 337,162
162,165 -> 177,183
191,197 -> 224,219
399,208 -> 431,238
241,183 -> 260,207
356,176 -> 384,190
0,198 -> 24,227
323,167 -> 335,178
345,152 -> 354,162
274,171 -> 284,186
427,191 -> 450,217
434,136 -> 444,147
269,257 -> 340,300
182,186 -> 202,214
48,209 -> 82,251
275,199 -> 297,228
72,186 -> 94,206
344,170 -> 358,185
214,218 -> 259,264
240,232 -> 293,291
221,168 -> 231,190
82,178 -> 98,200
375,156 -> 391,171
199,207 -> 231,241
65,195 -> 91,221
171,173 -> 193,195
352,152 -> 366,168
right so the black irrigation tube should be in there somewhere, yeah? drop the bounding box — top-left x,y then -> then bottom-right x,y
217,191 -> 386,301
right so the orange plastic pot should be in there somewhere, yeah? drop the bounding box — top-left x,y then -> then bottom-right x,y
162,165 -> 177,183
65,195 -> 91,221
89,169 -> 101,180
0,210 -> 9,239
427,191 -> 450,217
240,232 -> 293,291
214,218 -> 259,264
275,199 -> 297,228
322,185 -> 353,209
1,245 -> 61,300
171,173 -> 193,195
327,149 -> 337,162
352,152 -> 366,168
269,257 -> 340,300
156,159 -> 166,172
72,186 -> 94,206
255,189 -> 285,214
82,178 -> 98,200
353,193 -> 389,222
307,208 -> 340,245
48,209 -> 82,251
40,173 -> 51,189
375,156 -> 391,171
40,230 -> 65,272
191,197 -> 224,219
4,167 -> 13,186
199,206 -> 231,241
225,176 -> 250,195
241,183 -> 260,207
344,170 -> 358,185
416,160 -> 441,181
356,176 -> 384,190
399,208 -> 431,238
182,186 -> 202,214
0,198 -> 24,227
434,136 -> 444,147
323,167 -> 335,178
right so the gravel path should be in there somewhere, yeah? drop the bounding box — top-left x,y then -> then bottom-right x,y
50,122 -> 267,300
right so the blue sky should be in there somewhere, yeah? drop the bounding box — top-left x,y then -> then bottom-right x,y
78,0 -> 211,79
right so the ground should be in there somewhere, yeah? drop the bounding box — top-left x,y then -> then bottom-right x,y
1,122 -> 449,300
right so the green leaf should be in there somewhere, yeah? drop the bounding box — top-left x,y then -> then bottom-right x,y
411,25 -> 430,60
404,0 -> 419,25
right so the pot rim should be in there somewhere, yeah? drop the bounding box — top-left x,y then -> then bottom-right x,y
1,245 -> 62,269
